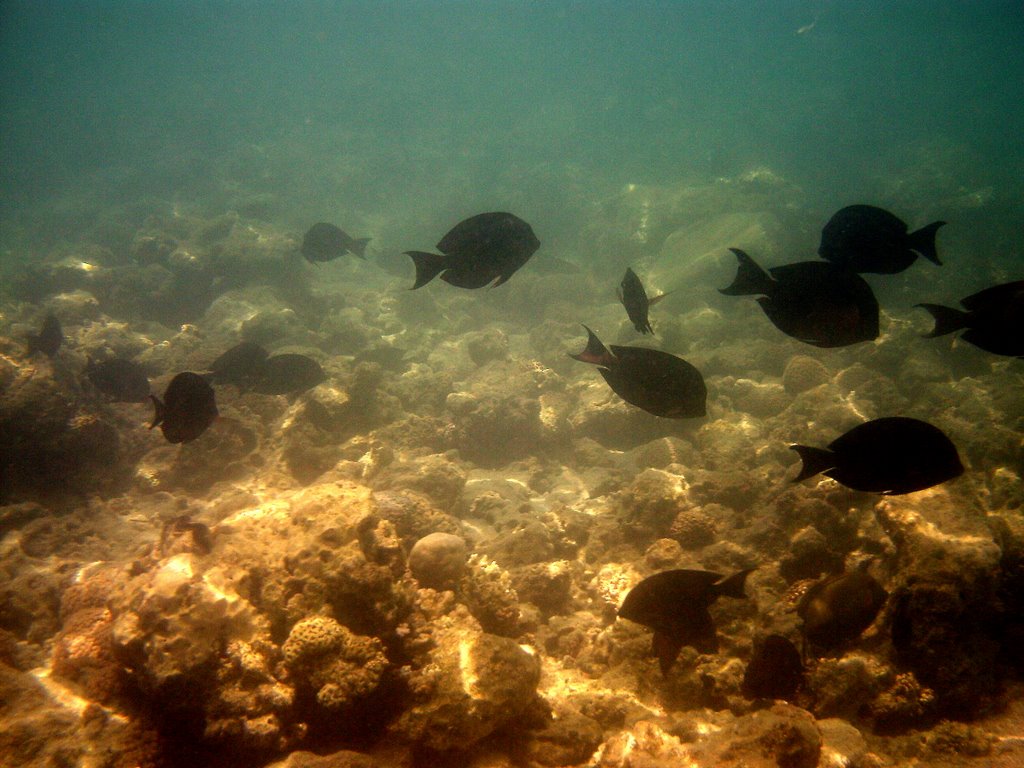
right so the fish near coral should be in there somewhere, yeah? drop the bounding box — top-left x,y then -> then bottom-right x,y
742,634 -> 804,700
790,416 -> 963,495
719,248 -> 879,348
150,372 -> 218,444
618,568 -> 753,674
206,340 -> 269,388
798,570 -> 887,649
86,358 -> 150,402
26,313 -> 62,357
570,325 -> 706,418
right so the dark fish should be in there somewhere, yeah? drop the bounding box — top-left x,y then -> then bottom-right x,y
150,372 -> 218,444
719,249 -> 879,348
619,568 -> 752,674
618,267 -> 670,335
26,313 -> 62,357
742,634 -> 804,700
208,341 -> 269,388
86,358 -> 150,403
819,205 -> 945,274
570,325 -> 706,418
405,212 -> 540,289
301,222 -> 371,263
253,353 -> 326,395
791,416 -> 963,495
354,344 -> 409,371
917,280 -> 1024,358
798,570 -> 887,649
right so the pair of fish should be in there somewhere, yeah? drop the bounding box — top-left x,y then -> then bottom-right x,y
791,416 -> 963,495
569,326 -> 706,419
207,341 -> 326,395
405,212 -> 540,289
301,223 -> 371,264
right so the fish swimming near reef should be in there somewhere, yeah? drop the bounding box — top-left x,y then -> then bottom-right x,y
742,634 -> 804,700
798,569 -> 887,649
207,341 -> 270,388
790,416 -> 963,494
150,372 -> 219,444
569,325 -> 706,418
86,358 -> 150,403
301,222 -> 371,264
819,204 -> 945,274
619,568 -> 753,674
253,353 -> 326,395
26,313 -> 63,357
916,280 -> 1024,358
719,248 -> 879,348
405,211 -> 540,289
619,267 -> 670,334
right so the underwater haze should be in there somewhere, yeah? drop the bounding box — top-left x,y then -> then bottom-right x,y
2,2 -> 1024,768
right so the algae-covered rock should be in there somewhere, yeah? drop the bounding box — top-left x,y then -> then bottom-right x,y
408,532 -> 468,590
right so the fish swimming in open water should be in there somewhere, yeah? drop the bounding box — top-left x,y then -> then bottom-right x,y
719,248 -> 879,347
916,280 -> 1024,357
301,222 -> 371,264
790,416 -> 963,494
619,568 -> 753,674
150,372 -> 219,444
619,267 -> 670,334
405,212 -> 540,289
569,325 -> 706,418
819,205 -> 944,274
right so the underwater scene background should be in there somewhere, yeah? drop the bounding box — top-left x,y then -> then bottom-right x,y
1,1 -> 1023,767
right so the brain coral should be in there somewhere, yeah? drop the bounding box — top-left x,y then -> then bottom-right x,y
282,617 -> 388,712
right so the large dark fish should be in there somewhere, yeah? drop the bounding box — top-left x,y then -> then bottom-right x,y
301,222 -> 371,264
798,570 -> 887,649
819,205 -> 945,274
742,634 -> 804,700
207,341 -> 269,388
86,358 -> 150,403
569,325 -> 706,418
719,249 -> 879,348
253,353 -> 326,395
150,372 -> 219,444
26,313 -> 63,357
618,267 -> 670,335
790,416 -> 963,495
405,212 -> 540,289
916,280 -> 1024,358
619,568 -> 753,674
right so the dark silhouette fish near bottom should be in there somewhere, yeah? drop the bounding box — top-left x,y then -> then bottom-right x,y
569,325 -> 706,418
150,372 -> 219,444
618,568 -> 753,674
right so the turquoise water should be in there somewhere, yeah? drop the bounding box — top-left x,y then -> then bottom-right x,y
2,1 -> 1023,266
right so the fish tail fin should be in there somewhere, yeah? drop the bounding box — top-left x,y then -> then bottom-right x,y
569,325 -> 615,366
652,631 -> 685,676
350,238 -> 371,259
790,444 -> 837,483
915,303 -> 969,337
149,395 -> 165,430
719,248 -> 773,295
405,251 -> 447,289
715,568 -> 754,600
907,221 -> 945,265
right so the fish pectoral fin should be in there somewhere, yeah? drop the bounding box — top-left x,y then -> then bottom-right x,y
652,631 -> 686,676
148,395 -> 165,430
648,290 -> 673,306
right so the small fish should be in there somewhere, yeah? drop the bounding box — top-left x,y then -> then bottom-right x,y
742,634 -> 804,700
150,372 -> 218,444
26,313 -> 63,357
790,416 -> 963,495
86,358 -> 150,403
405,212 -> 540,289
207,341 -> 269,388
798,570 -> 887,649
618,267 -> 670,335
253,353 -> 325,395
819,205 -> 945,274
916,280 -> 1024,358
719,249 -> 879,348
569,325 -> 706,418
619,568 -> 753,674
301,222 -> 371,264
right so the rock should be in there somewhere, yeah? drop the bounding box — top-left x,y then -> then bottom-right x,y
591,720 -> 689,768
783,355 -> 830,396
689,703 -> 822,768
408,533 -> 468,590
265,751 -> 382,768
816,718 -> 868,768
